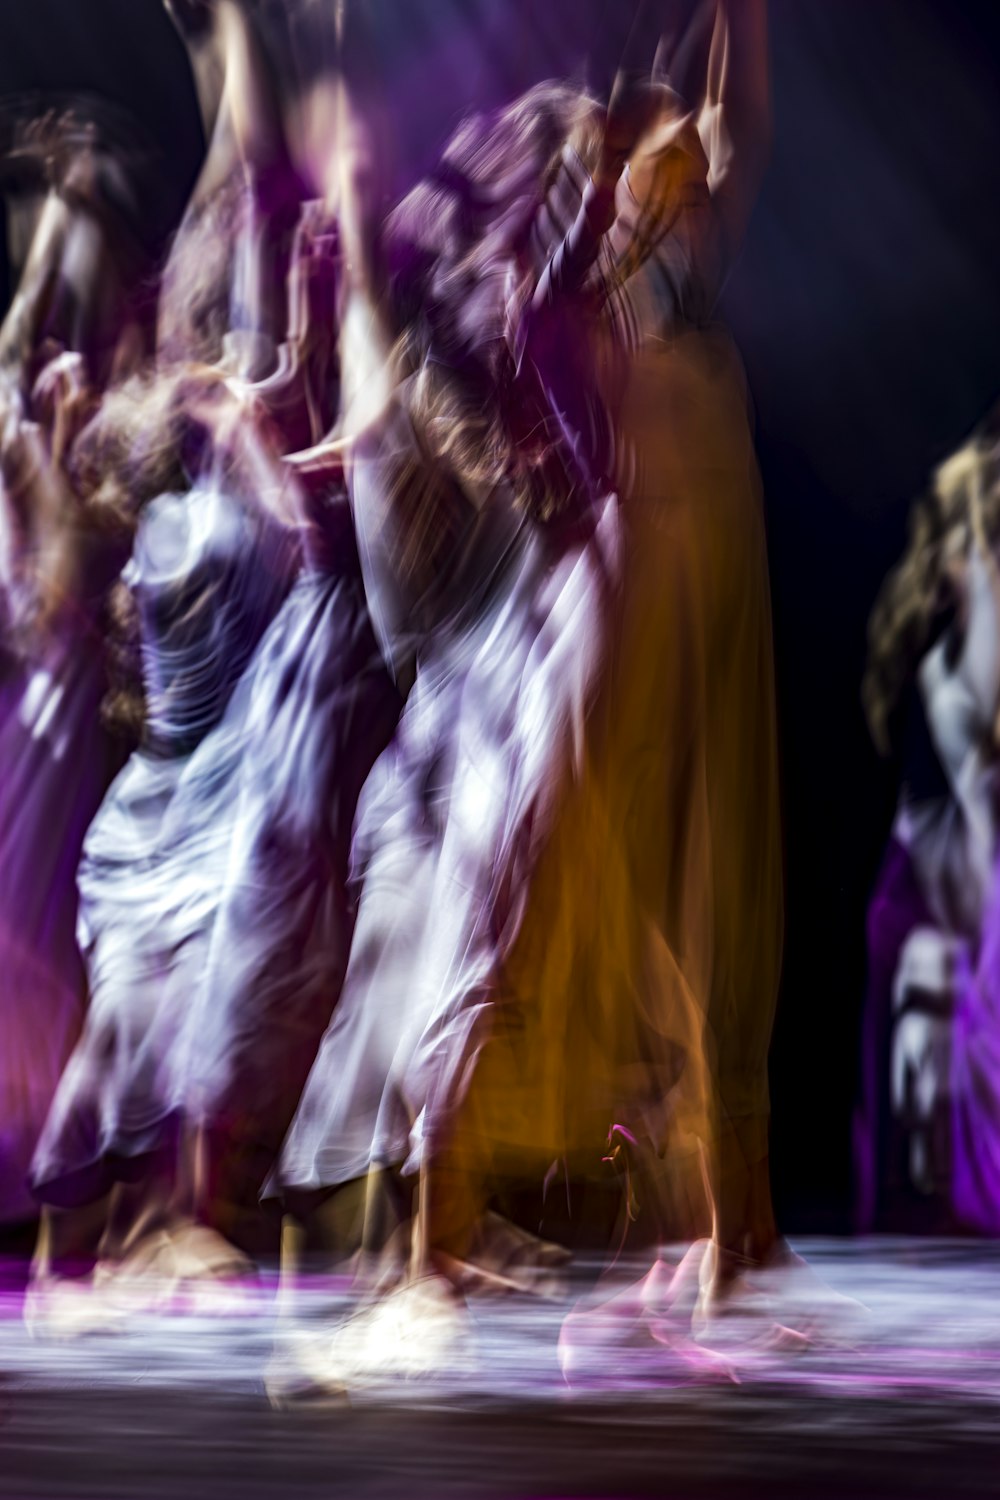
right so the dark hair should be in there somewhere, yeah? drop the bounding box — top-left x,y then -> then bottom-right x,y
385,83 -> 604,517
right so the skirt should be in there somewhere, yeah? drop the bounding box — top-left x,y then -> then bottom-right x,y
32,540 -> 397,1212
0,615 -> 120,1221
275,492 -> 624,1203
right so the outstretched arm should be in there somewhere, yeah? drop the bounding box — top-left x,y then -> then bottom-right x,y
697,0 -> 771,270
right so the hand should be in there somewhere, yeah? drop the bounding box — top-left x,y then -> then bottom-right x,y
284,434 -> 350,485
31,352 -> 92,460
891,1009 -> 951,1121
163,0 -> 216,42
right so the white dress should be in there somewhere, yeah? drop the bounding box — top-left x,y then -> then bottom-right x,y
31,480 -> 295,1205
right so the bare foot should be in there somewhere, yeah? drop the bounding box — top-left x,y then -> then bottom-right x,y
457,1212 -> 572,1301
559,1242 -> 738,1386
90,1221 -> 255,1318
318,1275 -> 471,1387
23,1273 -> 130,1342
694,1240 -> 868,1352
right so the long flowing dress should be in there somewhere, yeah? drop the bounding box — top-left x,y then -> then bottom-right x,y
0,511 -> 123,1223
278,125 -> 783,1257
425,154 -> 785,1236
167,499 -> 400,1223
274,305 -> 623,1218
30,478 -> 296,1207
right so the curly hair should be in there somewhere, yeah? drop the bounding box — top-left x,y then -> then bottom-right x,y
863,427 -> 1000,756
385,82 -> 605,521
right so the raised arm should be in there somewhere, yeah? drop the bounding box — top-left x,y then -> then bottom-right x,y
696,0 -> 772,268
163,1 -> 227,147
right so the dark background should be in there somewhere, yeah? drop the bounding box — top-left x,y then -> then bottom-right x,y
2,0 -> 999,1233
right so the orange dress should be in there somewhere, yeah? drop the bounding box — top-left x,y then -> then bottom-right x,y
435,159 -> 783,1249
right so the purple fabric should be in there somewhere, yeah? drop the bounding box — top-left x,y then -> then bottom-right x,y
953,849 -> 1000,1233
853,836 -> 933,1231
0,614 -> 119,1222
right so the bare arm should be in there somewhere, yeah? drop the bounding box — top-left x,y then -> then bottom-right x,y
163,1 -> 227,145
697,0 -> 772,271
181,2 -> 298,379
165,0 -> 288,194
332,4 -> 398,441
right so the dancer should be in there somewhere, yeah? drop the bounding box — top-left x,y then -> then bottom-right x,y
27,0 -> 398,1320
270,27 -> 681,1385
344,0 -> 786,1362
859,426 -> 1000,1229
268,29 -> 626,1362
25,0 -> 304,1307
0,111 -> 153,1227
25,368 -> 302,1318
523,0 -> 792,1361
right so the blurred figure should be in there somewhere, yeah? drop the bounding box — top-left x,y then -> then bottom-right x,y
0,105 -> 154,390
0,107 -> 153,1228
549,0 -> 787,1369
23,1 -> 304,1311
157,0 -> 300,381
859,423 -> 1000,1231
269,0 -> 791,1390
26,0 -> 398,1328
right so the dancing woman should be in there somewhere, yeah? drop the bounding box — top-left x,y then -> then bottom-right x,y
0,113 -> 153,1227
24,0 -> 305,1303
346,0 -> 784,1356
858,429 -> 1000,1229
28,0 -> 398,1315
269,25 -> 660,1378
951,437 -> 1000,1232
594,0 -> 783,1322
25,369 -> 303,1313
322,0 -> 786,1362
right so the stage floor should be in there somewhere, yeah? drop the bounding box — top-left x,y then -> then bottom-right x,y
1,1238 -> 999,1499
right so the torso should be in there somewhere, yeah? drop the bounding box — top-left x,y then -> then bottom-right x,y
125,483 -> 293,752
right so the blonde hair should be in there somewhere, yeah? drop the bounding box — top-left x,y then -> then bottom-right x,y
863,429 -> 1000,755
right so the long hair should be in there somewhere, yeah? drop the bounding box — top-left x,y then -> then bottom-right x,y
863,428 -> 1000,756
385,82 -> 604,518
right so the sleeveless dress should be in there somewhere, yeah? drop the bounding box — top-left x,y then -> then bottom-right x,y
411,151 -> 783,1237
